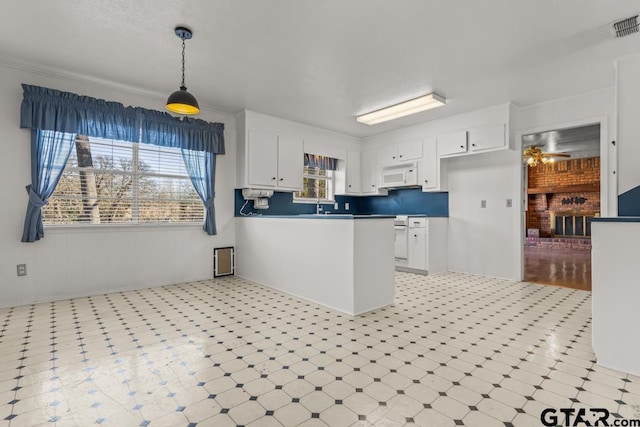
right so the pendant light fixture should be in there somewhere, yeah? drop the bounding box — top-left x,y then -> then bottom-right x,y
166,26 -> 200,115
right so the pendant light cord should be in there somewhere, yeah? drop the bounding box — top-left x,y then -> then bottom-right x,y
181,37 -> 186,89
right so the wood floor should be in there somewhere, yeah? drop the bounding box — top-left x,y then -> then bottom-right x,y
524,246 -> 592,291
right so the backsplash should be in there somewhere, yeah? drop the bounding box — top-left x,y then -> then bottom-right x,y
357,188 -> 448,216
234,188 -> 448,216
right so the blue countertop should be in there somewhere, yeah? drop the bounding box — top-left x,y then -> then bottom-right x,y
592,217 -> 640,223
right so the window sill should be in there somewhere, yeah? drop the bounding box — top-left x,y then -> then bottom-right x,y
292,199 -> 336,205
44,222 -> 204,233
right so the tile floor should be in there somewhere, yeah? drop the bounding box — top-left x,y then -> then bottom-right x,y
1,272 -> 639,426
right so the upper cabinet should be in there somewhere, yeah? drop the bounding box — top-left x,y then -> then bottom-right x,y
246,129 -> 278,187
418,136 -> 442,191
237,111 -> 305,191
361,150 -> 379,194
438,122 -> 506,158
437,130 -> 468,157
344,149 -> 362,194
245,129 -> 303,190
275,135 -> 304,190
377,139 -> 423,164
468,123 -> 506,152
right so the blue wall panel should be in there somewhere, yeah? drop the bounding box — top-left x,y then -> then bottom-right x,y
356,188 -> 449,216
234,188 -> 448,217
618,185 -> 640,216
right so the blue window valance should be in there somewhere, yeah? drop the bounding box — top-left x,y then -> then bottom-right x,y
20,84 -> 224,153
304,153 -> 338,171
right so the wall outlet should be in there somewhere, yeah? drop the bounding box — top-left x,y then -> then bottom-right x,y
334,202 -> 339,210
345,202 -> 350,210
506,199 -> 513,208
480,200 -> 487,208
17,264 -> 27,277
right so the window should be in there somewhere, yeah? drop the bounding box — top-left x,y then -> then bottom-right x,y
43,135 -> 204,225
293,166 -> 334,203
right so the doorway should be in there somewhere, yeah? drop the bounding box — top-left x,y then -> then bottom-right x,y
522,124 -> 600,291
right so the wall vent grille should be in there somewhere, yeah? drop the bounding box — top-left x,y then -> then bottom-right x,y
613,15 -> 639,38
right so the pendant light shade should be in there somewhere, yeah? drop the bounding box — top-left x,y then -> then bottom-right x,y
166,26 -> 200,115
166,86 -> 200,115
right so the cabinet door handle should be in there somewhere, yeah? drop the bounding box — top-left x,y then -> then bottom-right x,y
460,145 -> 464,149
271,177 -> 276,180
414,234 -> 418,237
348,184 -> 352,188
279,178 -> 284,181
424,179 -> 428,183
392,156 -> 396,159
399,154 -> 403,158
472,143 -> 476,147
371,184 -> 375,187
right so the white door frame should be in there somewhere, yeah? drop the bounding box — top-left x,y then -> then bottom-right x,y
515,115 -> 612,281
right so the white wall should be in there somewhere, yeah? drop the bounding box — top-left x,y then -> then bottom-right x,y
616,54 -> 640,196
513,87 -> 616,217
445,149 -> 521,280
0,63 -> 236,308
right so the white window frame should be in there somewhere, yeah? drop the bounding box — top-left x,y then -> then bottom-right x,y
293,166 -> 335,204
43,136 -> 204,227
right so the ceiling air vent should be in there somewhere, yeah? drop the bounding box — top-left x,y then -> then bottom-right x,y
613,15 -> 639,38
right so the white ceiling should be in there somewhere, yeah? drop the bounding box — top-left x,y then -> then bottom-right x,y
2,1 -> 640,137
523,124 -> 601,160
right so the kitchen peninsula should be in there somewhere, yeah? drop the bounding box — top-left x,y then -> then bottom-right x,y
235,215 -> 395,315
591,218 -> 640,376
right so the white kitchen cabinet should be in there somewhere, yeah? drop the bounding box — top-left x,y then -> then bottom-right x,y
377,145 -> 398,165
437,122 -> 507,158
397,217 -> 448,274
245,128 -> 303,190
277,135 -> 304,190
437,130 -> 468,157
399,140 -> 423,161
361,149 -> 379,194
345,149 -> 362,194
408,218 -> 427,271
418,136 -> 440,191
468,122 -> 506,152
247,129 -> 278,187
378,139 -> 423,164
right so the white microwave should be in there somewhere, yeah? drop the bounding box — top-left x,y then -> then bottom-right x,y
380,162 -> 419,188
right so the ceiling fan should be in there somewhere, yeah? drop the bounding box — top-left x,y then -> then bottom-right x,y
523,145 -> 570,167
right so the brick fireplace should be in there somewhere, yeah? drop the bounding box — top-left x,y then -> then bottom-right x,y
525,157 -> 600,250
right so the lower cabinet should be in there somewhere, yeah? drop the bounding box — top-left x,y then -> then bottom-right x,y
408,219 -> 427,270
397,217 -> 448,274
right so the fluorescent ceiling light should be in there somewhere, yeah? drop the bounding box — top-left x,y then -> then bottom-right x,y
357,92 -> 446,125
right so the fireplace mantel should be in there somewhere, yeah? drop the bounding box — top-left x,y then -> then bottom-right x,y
527,182 -> 600,195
